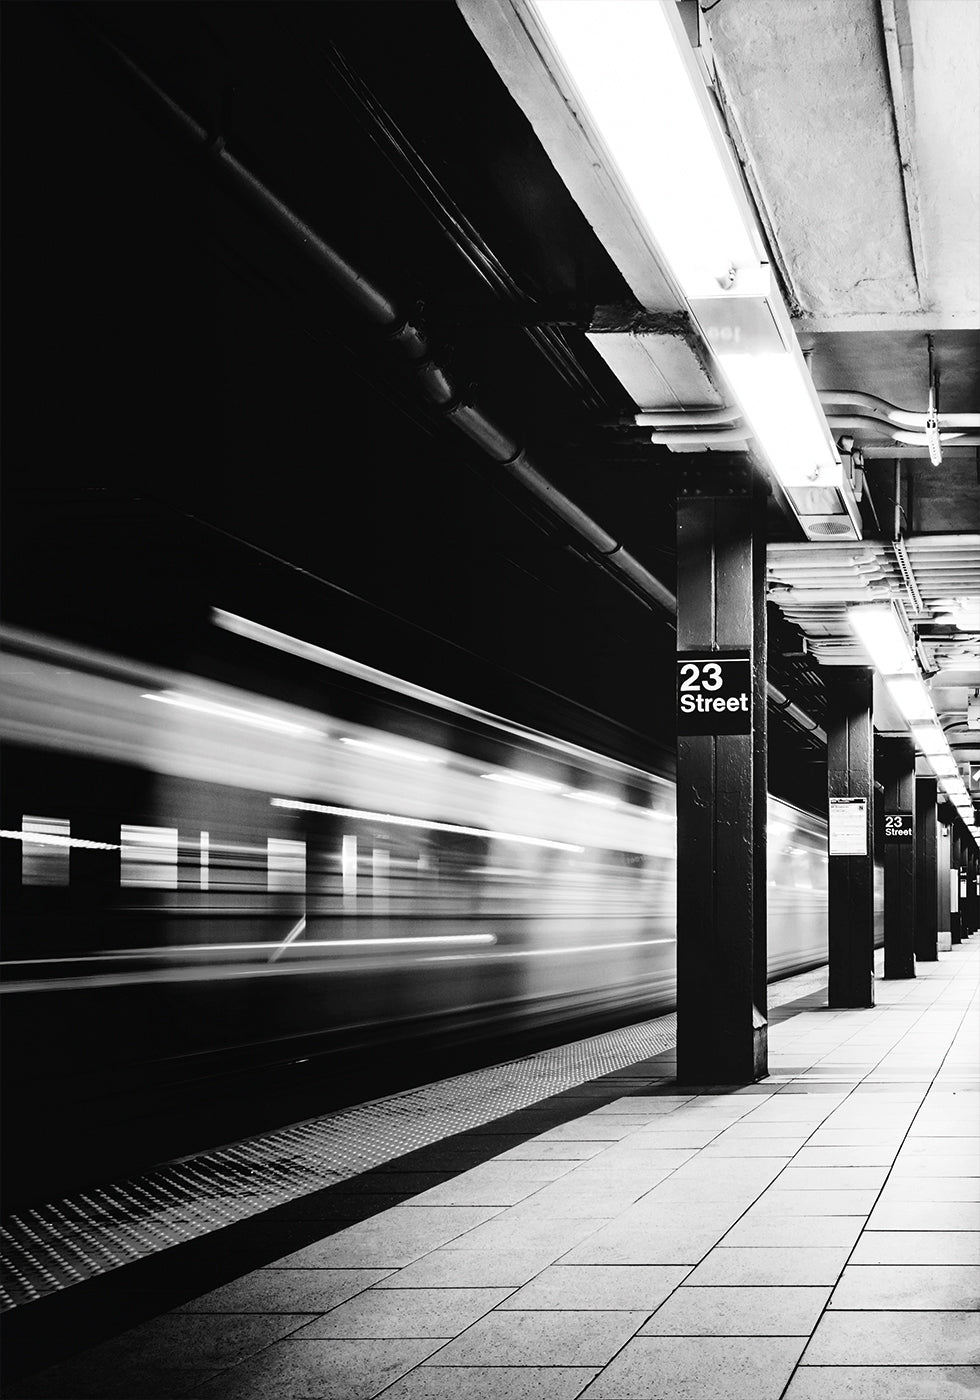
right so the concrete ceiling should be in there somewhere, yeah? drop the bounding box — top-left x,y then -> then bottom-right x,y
461,0 -> 979,799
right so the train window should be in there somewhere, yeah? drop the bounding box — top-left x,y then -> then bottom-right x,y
21,816 -> 70,886
120,824 -> 179,888
267,838 -> 306,893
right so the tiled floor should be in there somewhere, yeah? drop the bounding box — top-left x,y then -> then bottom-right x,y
8,940 -> 979,1400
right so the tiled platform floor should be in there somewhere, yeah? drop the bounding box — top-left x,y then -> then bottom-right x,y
8,940 -> 979,1399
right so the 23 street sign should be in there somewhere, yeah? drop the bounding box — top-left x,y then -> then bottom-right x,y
677,653 -> 752,736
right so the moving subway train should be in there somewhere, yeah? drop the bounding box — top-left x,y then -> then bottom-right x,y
0,615 -> 870,1201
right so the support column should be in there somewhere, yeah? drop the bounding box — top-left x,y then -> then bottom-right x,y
968,845 -> 979,936
950,825 -> 962,944
937,810 -> 952,951
915,776 -> 939,961
675,460 -> 768,1085
880,736 -> 916,978
826,668 -> 875,1007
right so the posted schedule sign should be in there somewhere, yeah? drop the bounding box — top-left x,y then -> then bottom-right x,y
829,797 -> 868,855
676,653 -> 752,735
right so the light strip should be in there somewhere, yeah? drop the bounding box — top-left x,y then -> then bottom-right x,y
535,0 -> 760,296
848,605 -> 918,676
212,609 -> 671,786
480,772 -> 564,793
534,0 -> 852,527
142,691 -> 319,738
270,798 -> 586,852
339,737 -> 439,764
0,829 -> 120,851
885,676 -> 936,725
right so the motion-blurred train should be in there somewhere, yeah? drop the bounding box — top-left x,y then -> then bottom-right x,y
0,613 -> 876,1201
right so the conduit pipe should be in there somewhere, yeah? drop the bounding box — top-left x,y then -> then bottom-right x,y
634,408 -> 742,427
819,390 -> 980,431
101,37 -> 679,617
103,36 -> 827,744
826,416 -> 979,447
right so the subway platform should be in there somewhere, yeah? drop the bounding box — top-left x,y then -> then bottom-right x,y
3,940 -> 978,1400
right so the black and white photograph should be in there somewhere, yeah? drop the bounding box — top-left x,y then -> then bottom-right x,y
1,2 -> 978,1396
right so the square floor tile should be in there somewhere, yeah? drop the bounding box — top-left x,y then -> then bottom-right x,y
829,1264 -> 980,1310
867,1201 -> 980,1231
560,1225 -> 728,1266
750,1189 -> 880,1216
878,1178 -> 980,1203
802,1310 -> 980,1365
849,1231 -> 980,1265
684,1247 -> 851,1287
294,1286 -> 510,1338
187,1338 -> 444,1399
374,1249 -> 555,1288
177,1268 -> 391,1313
497,1142 -> 607,1161
440,1216 -> 608,1258
380,1366 -> 601,1399
427,1310 -> 647,1367
777,1167 -> 888,1190
783,1364 -> 980,1399
498,1265 -> 688,1311
80,1314 -> 316,1371
640,1285 -> 829,1336
579,1334 -> 806,1399
721,1216 -> 864,1249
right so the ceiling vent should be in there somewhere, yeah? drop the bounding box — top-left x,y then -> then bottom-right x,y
807,517 -> 859,538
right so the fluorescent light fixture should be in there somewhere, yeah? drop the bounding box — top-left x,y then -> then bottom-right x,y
848,605 -> 917,676
535,0 -> 760,297
480,772 -> 564,793
884,675 -> 936,725
270,798 -> 585,853
534,0 -> 858,538
339,737 -> 438,764
926,753 -> 959,780
142,691 -> 318,738
910,723 -> 950,757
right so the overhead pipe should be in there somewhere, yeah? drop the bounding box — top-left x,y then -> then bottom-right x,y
100,36 -> 679,617
634,407 -> 742,427
818,390 -> 979,430
825,416 -> 979,447
101,35 -> 827,744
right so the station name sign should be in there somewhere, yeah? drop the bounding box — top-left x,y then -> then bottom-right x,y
676,653 -> 752,735
884,812 -> 913,842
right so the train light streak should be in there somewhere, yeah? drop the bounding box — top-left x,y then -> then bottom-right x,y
270,798 -> 585,852
141,691 -> 320,738
480,772 -> 564,793
0,829 -> 120,850
339,737 -> 440,763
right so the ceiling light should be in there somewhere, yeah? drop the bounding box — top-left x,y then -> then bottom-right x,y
533,0 -> 860,540
535,0 -> 760,296
910,723 -> 950,758
848,605 -> 918,676
886,675 -> 940,725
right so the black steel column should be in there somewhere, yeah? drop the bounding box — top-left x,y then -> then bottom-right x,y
950,825 -> 963,944
968,844 -> 979,935
915,776 -> 939,961
826,667 -> 875,1007
937,807 -> 953,951
880,736 -> 916,978
676,460 -> 768,1084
